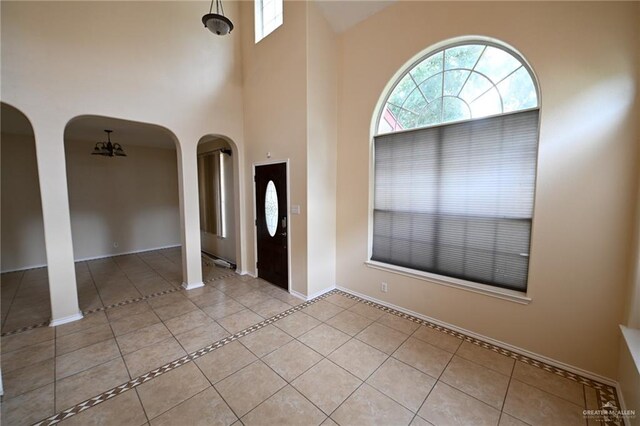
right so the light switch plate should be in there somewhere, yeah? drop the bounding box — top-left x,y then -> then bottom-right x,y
291,205 -> 301,215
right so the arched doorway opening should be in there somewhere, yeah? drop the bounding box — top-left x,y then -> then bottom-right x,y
196,135 -> 241,282
0,103 -> 50,331
64,115 -> 183,309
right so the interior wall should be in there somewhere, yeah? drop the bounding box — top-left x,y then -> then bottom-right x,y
1,133 -> 47,271
336,1 -> 639,379
65,139 -> 180,260
1,0 -> 247,319
198,139 -> 236,263
240,0 -> 309,293
306,3 -> 338,296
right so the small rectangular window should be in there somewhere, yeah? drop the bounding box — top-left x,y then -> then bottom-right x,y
255,0 -> 283,43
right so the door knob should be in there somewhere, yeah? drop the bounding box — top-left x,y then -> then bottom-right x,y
280,232 -> 287,237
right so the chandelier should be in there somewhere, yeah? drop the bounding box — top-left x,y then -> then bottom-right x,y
92,130 -> 126,157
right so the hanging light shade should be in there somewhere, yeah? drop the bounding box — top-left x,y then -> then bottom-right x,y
202,0 -> 233,36
91,130 -> 127,157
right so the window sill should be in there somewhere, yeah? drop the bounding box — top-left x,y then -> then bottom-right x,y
620,325 -> 640,374
364,260 -> 532,305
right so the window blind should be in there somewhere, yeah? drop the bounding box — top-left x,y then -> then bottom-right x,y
198,152 -> 222,236
372,109 -> 539,291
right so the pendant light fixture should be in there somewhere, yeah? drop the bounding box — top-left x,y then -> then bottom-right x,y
92,130 -> 127,157
202,0 -> 233,36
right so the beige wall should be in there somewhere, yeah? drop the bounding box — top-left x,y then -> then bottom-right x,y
336,1 -> 639,379
240,0 -> 309,293
1,133 -> 47,271
241,1 -> 339,296
198,139 -> 237,264
65,139 -> 180,260
306,3 -> 338,296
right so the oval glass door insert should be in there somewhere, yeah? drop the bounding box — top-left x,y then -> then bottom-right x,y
265,180 -> 278,237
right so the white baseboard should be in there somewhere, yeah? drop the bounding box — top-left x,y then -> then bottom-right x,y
1,244 -> 182,274
291,285 -> 335,302
1,262 -> 47,274
49,312 -> 84,327
76,244 -> 182,262
182,281 -> 205,290
336,285 -> 618,388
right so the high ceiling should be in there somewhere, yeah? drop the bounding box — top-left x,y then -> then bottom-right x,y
313,0 -> 396,33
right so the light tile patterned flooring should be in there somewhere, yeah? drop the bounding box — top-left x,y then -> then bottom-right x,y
0,249 -> 622,426
1,248 -> 191,333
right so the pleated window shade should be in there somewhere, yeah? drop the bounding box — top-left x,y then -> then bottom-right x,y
373,109 -> 539,291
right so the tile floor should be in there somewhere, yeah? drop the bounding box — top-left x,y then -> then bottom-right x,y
0,250 -> 622,426
1,248 -> 193,333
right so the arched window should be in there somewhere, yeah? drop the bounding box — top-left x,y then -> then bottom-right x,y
372,40 -> 540,293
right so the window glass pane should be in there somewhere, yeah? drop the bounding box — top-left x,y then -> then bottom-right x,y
418,73 -> 443,103
470,87 -> 502,118
442,97 -> 470,123
388,73 -> 416,106
445,45 -> 484,70
443,70 -> 470,96
416,101 -> 442,127
410,51 -> 443,84
497,66 -> 537,112
265,181 -> 278,237
458,72 -> 492,103
255,0 -> 282,43
378,42 -> 537,134
402,88 -> 428,113
475,46 -> 522,83
397,109 -> 419,129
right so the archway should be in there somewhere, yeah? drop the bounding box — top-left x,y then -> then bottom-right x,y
196,134 -> 242,282
0,103 -> 50,331
64,115 -> 183,309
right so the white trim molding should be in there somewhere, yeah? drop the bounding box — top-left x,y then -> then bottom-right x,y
1,244 -> 183,274
49,312 -> 84,327
291,285 -> 335,302
337,285 -> 617,387
252,159 -> 292,294
182,281 -> 205,290
365,260 -> 532,305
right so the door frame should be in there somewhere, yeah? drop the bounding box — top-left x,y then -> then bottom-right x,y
252,159 -> 291,294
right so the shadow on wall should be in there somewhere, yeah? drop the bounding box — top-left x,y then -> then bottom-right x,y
0,102 -> 48,272
197,135 -> 239,266
64,115 -> 182,261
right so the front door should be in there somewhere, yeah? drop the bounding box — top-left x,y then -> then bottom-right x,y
255,163 -> 288,289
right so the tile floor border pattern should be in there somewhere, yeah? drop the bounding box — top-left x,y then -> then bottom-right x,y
0,266 -> 237,338
333,291 -> 623,424
31,288 -> 622,426
31,288 -> 328,425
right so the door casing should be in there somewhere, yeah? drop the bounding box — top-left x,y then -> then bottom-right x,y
252,159 -> 291,293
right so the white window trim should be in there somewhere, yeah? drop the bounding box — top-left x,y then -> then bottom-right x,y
365,260 -> 531,304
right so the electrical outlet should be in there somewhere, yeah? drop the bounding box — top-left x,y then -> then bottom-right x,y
381,282 -> 388,293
